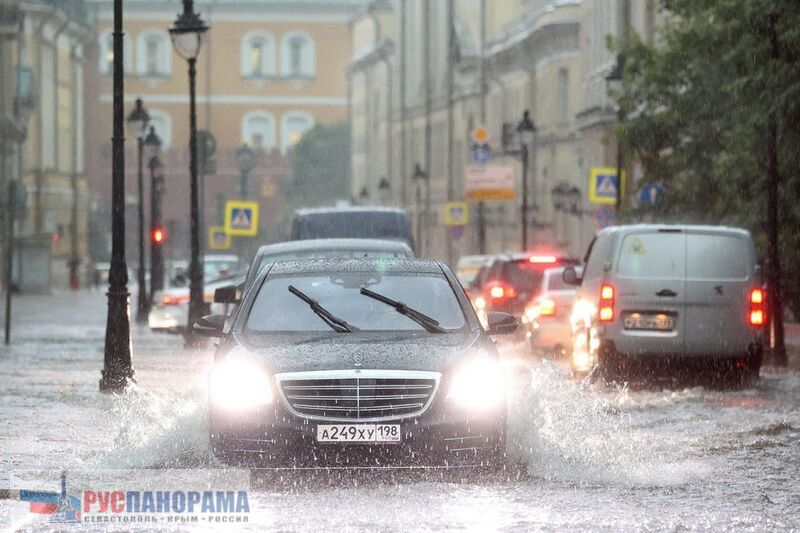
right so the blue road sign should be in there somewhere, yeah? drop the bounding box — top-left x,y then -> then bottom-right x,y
594,206 -> 616,229
470,144 -> 491,165
639,182 -> 665,206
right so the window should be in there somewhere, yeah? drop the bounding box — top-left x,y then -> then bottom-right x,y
242,112 -> 276,149
617,232 -> 686,279
281,112 -> 314,151
98,31 -> 132,75
280,32 -> 314,78
147,111 -> 172,151
557,68 -> 569,123
136,30 -> 170,77
241,32 -> 276,77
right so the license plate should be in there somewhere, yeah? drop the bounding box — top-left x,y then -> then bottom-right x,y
316,424 -> 401,443
623,313 -> 675,331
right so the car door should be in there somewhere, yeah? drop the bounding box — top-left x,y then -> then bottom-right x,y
682,230 -> 754,356
611,229 -> 686,357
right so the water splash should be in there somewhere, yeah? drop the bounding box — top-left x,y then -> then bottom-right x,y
506,361 -> 708,486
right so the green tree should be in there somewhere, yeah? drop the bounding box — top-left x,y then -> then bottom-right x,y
267,122 -> 351,242
615,0 -> 800,332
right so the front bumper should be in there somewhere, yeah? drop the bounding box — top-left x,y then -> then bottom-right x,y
148,304 -> 186,332
209,402 -> 506,468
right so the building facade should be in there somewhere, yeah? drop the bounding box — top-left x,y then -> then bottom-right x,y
85,0 -> 361,265
349,0 -> 658,263
2,0 -> 92,292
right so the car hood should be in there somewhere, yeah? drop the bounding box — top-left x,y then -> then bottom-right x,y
233,331 -> 485,374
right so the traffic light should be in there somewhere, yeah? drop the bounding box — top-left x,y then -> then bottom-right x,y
152,227 -> 166,245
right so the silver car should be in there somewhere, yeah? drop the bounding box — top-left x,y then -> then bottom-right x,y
565,225 -> 765,384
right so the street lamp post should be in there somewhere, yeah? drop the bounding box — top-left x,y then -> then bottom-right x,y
144,127 -> 163,301
126,98 -> 150,324
170,0 -> 209,340
516,110 -> 536,252
413,164 -> 428,256
606,55 -> 625,212
101,0 -> 134,392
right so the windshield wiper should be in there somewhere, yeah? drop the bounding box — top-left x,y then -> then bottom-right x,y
359,287 -> 446,333
288,285 -> 359,333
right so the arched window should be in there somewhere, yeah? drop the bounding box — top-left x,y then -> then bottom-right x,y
242,112 -> 277,149
280,31 -> 315,78
98,30 -> 132,75
240,31 -> 276,78
136,29 -> 171,77
281,111 -> 314,151
148,110 -> 172,151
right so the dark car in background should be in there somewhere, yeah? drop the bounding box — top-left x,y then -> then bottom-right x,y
195,258 -> 518,468
291,207 -> 415,252
481,252 -> 579,321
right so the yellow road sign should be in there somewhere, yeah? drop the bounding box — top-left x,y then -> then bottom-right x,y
589,167 -> 626,205
208,226 -> 231,250
443,202 -> 469,226
224,200 -> 259,236
471,126 -> 490,145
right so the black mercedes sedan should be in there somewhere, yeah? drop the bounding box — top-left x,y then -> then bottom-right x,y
194,258 -> 518,468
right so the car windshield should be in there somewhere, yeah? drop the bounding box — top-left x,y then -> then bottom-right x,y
245,272 -> 465,333
504,261 -> 548,293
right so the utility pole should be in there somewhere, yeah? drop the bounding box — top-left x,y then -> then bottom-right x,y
398,0 -> 407,210
422,0 -> 432,258
4,181 -> 15,345
766,13 -> 786,366
477,0 -> 487,254
445,0 -> 455,266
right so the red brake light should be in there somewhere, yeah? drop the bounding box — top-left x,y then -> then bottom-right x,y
749,288 -> 765,326
528,255 -> 558,264
162,294 -> 190,306
599,283 -> 615,322
487,283 -> 517,300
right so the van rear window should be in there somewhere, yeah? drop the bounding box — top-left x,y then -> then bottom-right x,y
617,233 -> 685,279
686,234 -> 749,280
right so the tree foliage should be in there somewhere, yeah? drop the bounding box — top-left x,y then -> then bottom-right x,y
269,122 -> 351,241
617,0 -> 800,318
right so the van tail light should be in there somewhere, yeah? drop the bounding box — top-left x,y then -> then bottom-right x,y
599,283 -> 615,323
487,282 -> 517,301
749,288 -> 765,326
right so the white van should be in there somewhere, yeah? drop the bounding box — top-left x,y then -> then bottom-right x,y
564,225 -> 765,383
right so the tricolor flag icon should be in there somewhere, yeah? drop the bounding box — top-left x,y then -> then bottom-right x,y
19,472 -> 81,523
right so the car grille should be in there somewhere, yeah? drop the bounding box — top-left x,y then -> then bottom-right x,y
275,370 -> 441,422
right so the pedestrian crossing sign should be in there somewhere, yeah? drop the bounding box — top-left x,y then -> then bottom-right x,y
589,167 -> 626,205
224,200 -> 259,236
208,226 -> 231,250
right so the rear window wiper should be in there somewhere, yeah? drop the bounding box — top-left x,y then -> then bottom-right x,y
288,285 -> 359,333
359,287 -> 446,333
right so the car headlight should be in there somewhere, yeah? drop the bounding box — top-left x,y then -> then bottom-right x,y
209,357 -> 272,411
447,357 -> 505,411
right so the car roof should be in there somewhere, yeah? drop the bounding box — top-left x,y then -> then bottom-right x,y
204,254 -> 240,262
255,238 -> 413,257
596,224 -> 751,238
294,206 -> 408,216
265,257 -> 443,275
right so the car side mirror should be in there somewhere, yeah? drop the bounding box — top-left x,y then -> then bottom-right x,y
562,266 -> 582,286
487,311 -> 518,335
193,314 -> 226,338
214,285 -> 238,304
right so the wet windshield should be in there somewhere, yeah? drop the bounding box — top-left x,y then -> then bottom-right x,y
246,272 -> 465,332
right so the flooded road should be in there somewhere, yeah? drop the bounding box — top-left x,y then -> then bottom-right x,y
1,291 -> 799,531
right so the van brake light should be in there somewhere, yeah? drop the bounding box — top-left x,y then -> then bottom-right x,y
749,288 -> 765,326
599,283 -> 615,323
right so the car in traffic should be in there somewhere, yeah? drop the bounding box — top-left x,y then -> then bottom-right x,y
237,238 -> 415,298
480,252 -> 579,324
455,254 -> 494,289
290,207 -> 415,252
149,254 -> 246,334
565,224 -> 765,384
523,266 -> 583,359
194,257 -> 518,468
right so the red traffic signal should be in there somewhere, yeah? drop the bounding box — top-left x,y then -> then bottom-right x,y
152,227 -> 166,244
